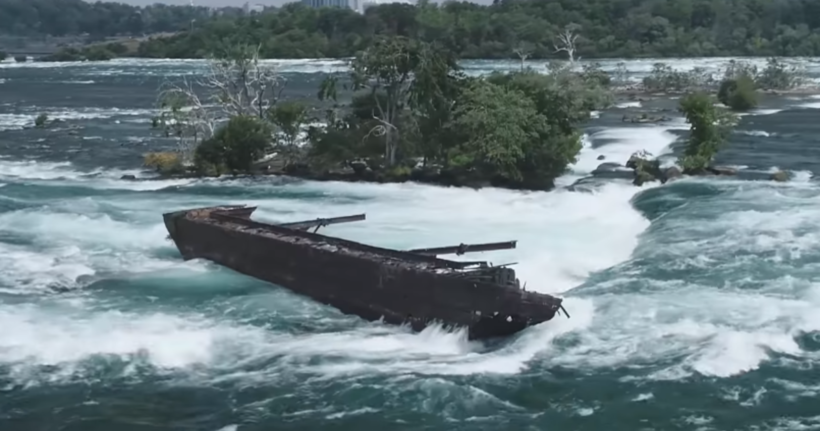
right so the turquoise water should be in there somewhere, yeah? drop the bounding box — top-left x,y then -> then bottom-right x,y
1,58 -> 820,431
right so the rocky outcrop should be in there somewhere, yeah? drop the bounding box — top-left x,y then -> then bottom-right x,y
662,166 -> 683,182
706,166 -> 738,176
621,113 -> 672,124
770,170 -> 789,182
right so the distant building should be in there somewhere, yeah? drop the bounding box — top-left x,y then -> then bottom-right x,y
300,0 -> 355,9
361,0 -> 412,12
295,0 -> 412,13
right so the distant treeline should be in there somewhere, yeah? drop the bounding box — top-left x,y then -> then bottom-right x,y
0,0 -> 246,38
8,0 -> 820,58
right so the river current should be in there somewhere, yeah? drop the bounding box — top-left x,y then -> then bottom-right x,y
1,57 -> 820,431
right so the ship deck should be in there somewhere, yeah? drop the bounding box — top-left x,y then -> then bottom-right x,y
187,206 -> 487,274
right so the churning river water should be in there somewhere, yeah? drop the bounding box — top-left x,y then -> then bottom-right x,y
2,57 -> 820,431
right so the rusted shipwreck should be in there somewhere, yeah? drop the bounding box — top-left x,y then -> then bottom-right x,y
163,205 -> 568,340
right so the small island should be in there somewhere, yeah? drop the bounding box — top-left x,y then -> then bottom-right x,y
3,0 -> 809,189
134,37 -> 804,191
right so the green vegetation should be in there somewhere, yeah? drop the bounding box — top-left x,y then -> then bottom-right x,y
717,74 -> 757,111
143,32 -> 806,190
147,38 -> 611,191
34,113 -> 48,128
137,0 -> 820,59
0,0 -> 221,37
143,152 -> 184,175
41,44 -> 122,62
195,116 -> 273,176
639,57 -> 807,95
677,92 -> 737,174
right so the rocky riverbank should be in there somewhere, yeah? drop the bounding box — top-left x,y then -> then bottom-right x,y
591,153 -> 793,186
132,156 -> 561,192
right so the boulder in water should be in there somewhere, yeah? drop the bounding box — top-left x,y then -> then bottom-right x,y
707,166 -> 738,176
661,166 -> 683,183
120,174 -> 137,180
591,163 -> 635,180
770,170 -> 789,182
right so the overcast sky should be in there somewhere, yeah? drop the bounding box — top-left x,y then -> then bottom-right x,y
95,0 -> 285,6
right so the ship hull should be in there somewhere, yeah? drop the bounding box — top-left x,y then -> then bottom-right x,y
163,207 -> 562,340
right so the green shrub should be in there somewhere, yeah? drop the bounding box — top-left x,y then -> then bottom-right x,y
34,113 -> 48,128
194,115 -> 272,176
717,74 -> 757,111
143,152 -> 185,175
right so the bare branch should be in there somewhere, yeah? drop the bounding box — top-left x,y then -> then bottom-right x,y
553,26 -> 580,63
153,44 -> 288,164
153,76 -> 216,163
197,44 -> 287,119
512,41 -> 534,71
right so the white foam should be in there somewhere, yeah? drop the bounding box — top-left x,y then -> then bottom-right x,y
0,107 -> 157,131
572,122 -> 684,175
541,181 -> 820,379
798,101 -> 820,109
738,130 -> 771,137
0,150 -> 654,381
0,305 -> 256,369
615,101 -> 642,108
0,201 -> 199,293
0,159 -> 194,191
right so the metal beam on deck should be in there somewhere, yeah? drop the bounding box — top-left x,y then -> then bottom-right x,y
278,214 -> 367,232
408,240 -> 517,256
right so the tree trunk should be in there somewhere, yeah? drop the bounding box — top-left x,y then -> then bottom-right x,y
384,129 -> 398,166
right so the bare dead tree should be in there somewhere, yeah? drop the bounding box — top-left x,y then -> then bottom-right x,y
200,44 -> 287,118
554,25 -> 580,63
153,77 -> 216,163
153,43 -> 287,163
512,41 -> 534,71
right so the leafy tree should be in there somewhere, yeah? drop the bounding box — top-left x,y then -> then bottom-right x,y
447,77 -> 584,189
268,101 -> 309,164
446,80 -> 535,182
488,63 -> 612,135
194,115 -> 272,175
717,74 -> 757,111
347,35 -> 457,166
678,93 -> 737,174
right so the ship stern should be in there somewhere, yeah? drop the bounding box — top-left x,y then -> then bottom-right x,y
468,295 -> 563,340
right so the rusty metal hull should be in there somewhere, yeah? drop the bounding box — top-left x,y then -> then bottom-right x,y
163,205 -> 564,340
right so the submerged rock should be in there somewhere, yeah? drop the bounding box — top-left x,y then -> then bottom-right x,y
591,162 -> 634,180
622,113 -> 672,124
707,166 -> 738,176
120,174 -> 137,180
661,166 -> 683,183
770,170 -> 789,182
